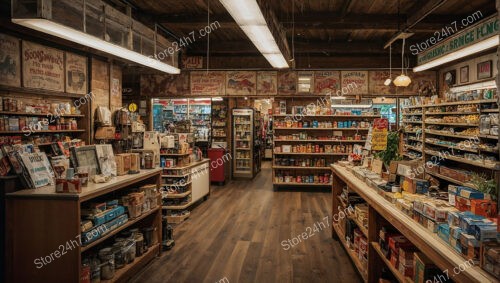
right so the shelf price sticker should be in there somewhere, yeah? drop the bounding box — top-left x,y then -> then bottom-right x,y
371,118 -> 388,151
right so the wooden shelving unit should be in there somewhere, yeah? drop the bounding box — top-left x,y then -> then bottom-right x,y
0,91 -> 90,145
6,169 -> 163,283
331,164 -> 497,283
272,106 -> 379,190
402,97 -> 499,189
161,159 -> 210,222
371,242 -> 412,283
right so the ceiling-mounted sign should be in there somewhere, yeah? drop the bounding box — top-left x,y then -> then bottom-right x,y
226,71 -> 256,96
0,34 -> 21,87
182,56 -> 203,69
22,41 -> 64,91
257,71 -> 277,96
314,71 -> 340,95
190,71 -> 225,96
417,15 -> 499,65
341,71 -> 368,95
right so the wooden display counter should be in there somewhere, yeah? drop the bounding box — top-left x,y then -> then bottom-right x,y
6,168 -> 162,283
331,164 -> 497,283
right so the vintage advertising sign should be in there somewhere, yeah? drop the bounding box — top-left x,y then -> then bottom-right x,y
226,71 -> 256,96
256,71 -> 277,96
341,71 -> 368,95
23,41 -> 64,91
182,56 -> 203,69
277,71 -> 297,95
190,71 -> 226,96
371,118 -> 389,151
369,70 -> 397,95
65,52 -> 87,94
314,71 -> 340,95
141,72 -> 190,96
0,33 -> 21,87
417,15 -> 499,65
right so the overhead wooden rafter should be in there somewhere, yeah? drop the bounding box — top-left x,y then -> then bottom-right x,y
384,0 -> 449,48
157,13 -> 456,32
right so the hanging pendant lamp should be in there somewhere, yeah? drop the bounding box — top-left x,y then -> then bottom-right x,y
384,45 -> 393,86
394,38 -> 412,87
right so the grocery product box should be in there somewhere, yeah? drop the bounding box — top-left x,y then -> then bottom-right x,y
437,224 -> 450,243
413,252 -> 442,283
423,201 -> 454,222
459,187 -> 485,200
389,235 -> 413,253
460,232 -> 480,248
448,211 -> 460,227
399,246 -> 416,266
471,199 -> 497,218
473,222 -> 498,241
450,225 -> 462,239
455,196 -> 471,212
481,242 -> 500,280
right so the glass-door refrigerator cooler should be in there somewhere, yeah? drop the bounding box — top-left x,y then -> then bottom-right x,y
232,108 -> 255,178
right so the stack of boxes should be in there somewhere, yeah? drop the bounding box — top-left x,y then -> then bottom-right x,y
379,227 -> 417,278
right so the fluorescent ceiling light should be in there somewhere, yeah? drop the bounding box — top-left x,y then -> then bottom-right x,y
449,80 -> 496,92
262,53 -> 288,68
218,0 -> 266,26
12,18 -> 180,74
413,35 -> 499,72
220,0 -> 289,69
212,97 -> 224,101
241,26 -> 280,53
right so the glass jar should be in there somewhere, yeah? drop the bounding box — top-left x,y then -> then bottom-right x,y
144,153 -> 153,169
98,247 -> 115,280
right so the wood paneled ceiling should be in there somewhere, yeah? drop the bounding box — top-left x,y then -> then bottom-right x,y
114,0 -> 496,68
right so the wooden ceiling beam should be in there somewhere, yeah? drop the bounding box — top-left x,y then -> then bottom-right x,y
185,40 -> 401,55
157,13 -> 457,32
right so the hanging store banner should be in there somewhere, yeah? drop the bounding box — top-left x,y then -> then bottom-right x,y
190,71 -> 225,96
314,71 -> 340,95
65,52 -> 87,94
0,34 -> 21,87
371,118 -> 389,151
226,71 -> 256,96
341,71 -> 368,95
256,71 -> 277,96
417,15 -> 499,65
277,71 -> 297,95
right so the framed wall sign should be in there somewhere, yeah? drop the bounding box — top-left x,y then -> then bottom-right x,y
477,60 -> 492,80
459,66 -> 469,83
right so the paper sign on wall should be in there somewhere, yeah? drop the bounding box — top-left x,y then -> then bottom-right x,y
371,118 -> 389,151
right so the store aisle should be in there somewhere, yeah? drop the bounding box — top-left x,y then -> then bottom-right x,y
131,162 -> 362,283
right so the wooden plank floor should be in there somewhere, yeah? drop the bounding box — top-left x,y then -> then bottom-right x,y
131,162 -> 362,283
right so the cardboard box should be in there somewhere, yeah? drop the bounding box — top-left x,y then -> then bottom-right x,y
471,199 -> 497,218
55,178 -> 82,193
473,223 -> 498,241
437,224 -> 450,243
455,196 -> 471,212
459,187 -> 485,200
